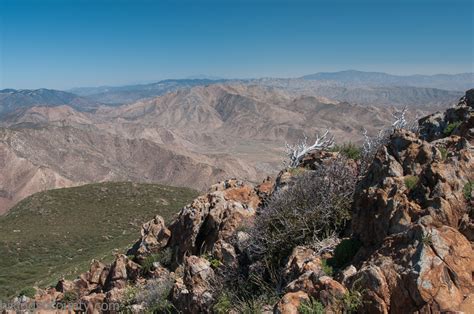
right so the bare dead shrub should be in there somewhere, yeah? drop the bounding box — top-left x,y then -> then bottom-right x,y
250,156 -> 357,266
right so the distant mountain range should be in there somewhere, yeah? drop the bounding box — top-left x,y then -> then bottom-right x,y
0,88 -> 102,117
69,79 -> 231,105
66,70 -> 471,105
300,70 -> 474,91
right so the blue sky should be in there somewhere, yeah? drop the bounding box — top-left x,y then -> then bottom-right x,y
0,0 -> 472,89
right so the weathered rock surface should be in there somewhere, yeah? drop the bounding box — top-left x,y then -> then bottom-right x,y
347,89 -> 474,313
171,255 -> 216,313
135,214 -> 171,258
167,179 -> 261,265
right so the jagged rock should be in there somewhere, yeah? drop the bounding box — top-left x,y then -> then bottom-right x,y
255,176 -> 275,199
87,259 -> 108,285
274,291 -> 310,314
338,265 -> 357,286
353,129 -> 473,246
347,225 -> 474,313
212,239 -> 237,267
105,255 -> 141,290
285,271 -> 320,295
348,92 -> 474,313
135,215 -> 171,257
167,179 -> 260,264
55,279 -> 75,293
149,264 -> 171,279
282,273 -> 346,312
283,246 -> 322,282
312,276 -> 347,308
171,255 -> 216,313
419,88 -> 474,142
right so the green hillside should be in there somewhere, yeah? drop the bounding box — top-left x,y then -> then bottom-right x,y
0,182 -> 198,300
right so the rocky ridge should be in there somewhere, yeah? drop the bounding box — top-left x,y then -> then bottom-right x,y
11,90 -> 473,313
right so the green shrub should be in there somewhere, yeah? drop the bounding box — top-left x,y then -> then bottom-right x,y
18,287 -> 36,298
203,254 -> 222,269
298,297 -> 325,314
421,233 -> 433,246
342,289 -> 363,312
123,285 -> 138,306
404,176 -> 419,190
443,121 -> 462,136
141,248 -> 172,275
438,146 -> 448,160
213,293 -> 232,314
463,181 -> 473,200
331,143 -> 362,160
234,296 -> 267,314
329,238 -> 362,269
321,259 -> 333,276
62,291 -> 78,303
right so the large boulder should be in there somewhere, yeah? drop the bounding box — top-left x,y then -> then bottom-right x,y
347,225 -> 473,313
135,215 -> 171,258
167,179 -> 261,265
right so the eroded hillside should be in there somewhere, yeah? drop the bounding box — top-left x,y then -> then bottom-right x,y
0,84 -> 430,214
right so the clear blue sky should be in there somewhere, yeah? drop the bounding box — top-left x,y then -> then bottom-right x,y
0,0 -> 472,89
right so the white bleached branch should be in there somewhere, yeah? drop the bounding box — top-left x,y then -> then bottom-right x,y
285,130 -> 334,168
392,106 -> 408,129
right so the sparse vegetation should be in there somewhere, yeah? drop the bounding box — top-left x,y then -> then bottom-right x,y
0,182 -> 198,300
438,146 -> 448,160
443,121 -> 462,136
141,248 -> 173,275
463,181 -> 473,200
342,289 -> 364,312
404,176 -> 419,190
212,265 -> 279,314
18,287 -> 36,298
135,278 -> 175,313
421,233 -> 433,246
287,166 -> 307,176
331,142 -> 362,160
321,259 -> 334,276
250,157 -> 357,266
298,297 -> 325,314
213,293 -> 232,314
62,291 -> 79,303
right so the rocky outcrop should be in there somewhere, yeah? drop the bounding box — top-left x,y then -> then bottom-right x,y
167,179 -> 261,265
131,214 -> 171,260
346,89 -> 474,312
171,256 -> 216,313
419,88 -> 473,142
352,129 -> 473,246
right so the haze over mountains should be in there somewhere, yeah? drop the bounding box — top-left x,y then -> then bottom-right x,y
0,70 -> 472,214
